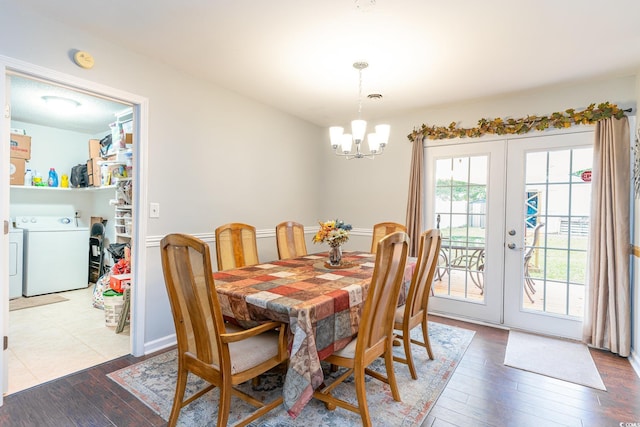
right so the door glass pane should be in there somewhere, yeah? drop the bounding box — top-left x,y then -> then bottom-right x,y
434,155 -> 487,302
522,148 -> 591,316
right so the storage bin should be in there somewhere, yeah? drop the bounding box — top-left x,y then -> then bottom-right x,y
103,289 -> 124,326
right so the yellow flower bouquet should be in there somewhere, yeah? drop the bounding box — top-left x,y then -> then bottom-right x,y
313,219 -> 352,247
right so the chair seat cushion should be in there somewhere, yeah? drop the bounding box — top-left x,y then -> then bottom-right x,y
394,304 -> 406,324
332,336 -> 357,359
225,324 -> 282,374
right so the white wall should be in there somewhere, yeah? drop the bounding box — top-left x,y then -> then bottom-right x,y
10,120 -> 96,180
0,4 -> 323,351
633,72 -> 640,375
9,120 -> 99,222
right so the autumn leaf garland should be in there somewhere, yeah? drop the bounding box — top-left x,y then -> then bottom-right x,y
408,102 -> 628,141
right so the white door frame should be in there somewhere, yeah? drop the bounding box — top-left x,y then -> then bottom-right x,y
0,55 -> 148,406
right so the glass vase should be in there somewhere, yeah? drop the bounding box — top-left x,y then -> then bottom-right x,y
328,244 -> 342,266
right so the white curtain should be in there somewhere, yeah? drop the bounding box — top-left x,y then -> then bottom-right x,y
583,116 -> 631,357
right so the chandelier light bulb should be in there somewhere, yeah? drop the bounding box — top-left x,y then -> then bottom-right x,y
367,132 -> 381,153
341,133 -> 353,153
375,124 -> 390,146
351,119 -> 367,142
330,126 -> 344,148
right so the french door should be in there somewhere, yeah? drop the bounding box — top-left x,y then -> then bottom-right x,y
425,140 -> 506,324
503,132 -> 592,338
426,130 -> 593,339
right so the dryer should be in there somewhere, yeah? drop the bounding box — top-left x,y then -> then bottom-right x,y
16,216 -> 89,296
9,225 -> 24,299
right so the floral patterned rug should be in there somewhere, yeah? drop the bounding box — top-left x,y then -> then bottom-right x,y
107,322 -> 474,426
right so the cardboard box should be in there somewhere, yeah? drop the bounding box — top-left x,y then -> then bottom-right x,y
10,158 -> 25,185
87,158 -> 101,187
90,216 -> 104,228
10,134 -> 31,160
125,133 -> 133,144
89,139 -> 101,159
109,273 -> 131,293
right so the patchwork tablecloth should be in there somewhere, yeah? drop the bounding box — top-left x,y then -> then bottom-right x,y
213,251 -> 416,417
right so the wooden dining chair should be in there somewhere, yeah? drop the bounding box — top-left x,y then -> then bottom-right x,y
275,221 -> 307,259
160,233 -> 288,427
214,222 -> 259,270
370,221 -> 407,254
313,231 -> 409,427
393,229 -> 441,379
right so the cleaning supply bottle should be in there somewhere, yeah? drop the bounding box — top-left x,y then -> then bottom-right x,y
24,169 -> 33,186
61,174 -> 69,188
48,168 -> 59,187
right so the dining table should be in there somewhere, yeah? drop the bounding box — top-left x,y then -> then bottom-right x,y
213,250 -> 416,418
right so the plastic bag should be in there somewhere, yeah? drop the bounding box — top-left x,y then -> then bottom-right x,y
107,243 -> 130,261
92,273 -> 111,309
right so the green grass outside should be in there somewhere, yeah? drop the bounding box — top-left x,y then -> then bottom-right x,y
440,226 -> 588,284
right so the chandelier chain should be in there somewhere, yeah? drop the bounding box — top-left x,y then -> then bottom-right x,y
358,67 -> 363,116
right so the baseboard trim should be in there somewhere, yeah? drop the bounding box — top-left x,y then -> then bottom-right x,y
629,348 -> 640,379
428,311 -> 510,330
143,334 -> 177,355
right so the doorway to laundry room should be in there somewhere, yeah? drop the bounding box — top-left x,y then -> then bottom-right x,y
5,72 -> 136,395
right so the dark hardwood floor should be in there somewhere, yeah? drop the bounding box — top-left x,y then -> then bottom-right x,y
1,316 -> 638,426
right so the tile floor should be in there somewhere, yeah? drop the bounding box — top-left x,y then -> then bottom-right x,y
7,286 -> 130,395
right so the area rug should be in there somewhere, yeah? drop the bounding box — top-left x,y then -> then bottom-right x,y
504,330 -> 606,390
9,294 -> 68,311
108,322 -> 474,426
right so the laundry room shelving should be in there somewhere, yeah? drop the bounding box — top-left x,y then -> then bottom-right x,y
10,185 -> 116,191
110,177 -> 133,242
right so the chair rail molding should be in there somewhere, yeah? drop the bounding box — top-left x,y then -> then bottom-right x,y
146,226 -> 373,247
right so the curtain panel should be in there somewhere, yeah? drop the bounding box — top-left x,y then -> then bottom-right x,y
583,116 -> 631,357
405,134 -> 424,257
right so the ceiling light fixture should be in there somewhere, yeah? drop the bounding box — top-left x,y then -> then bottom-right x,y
329,61 -> 390,160
41,95 -> 81,112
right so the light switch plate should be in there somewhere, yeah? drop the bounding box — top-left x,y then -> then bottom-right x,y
150,202 -> 160,218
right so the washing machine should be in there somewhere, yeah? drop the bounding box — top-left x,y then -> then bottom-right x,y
16,216 -> 90,296
8,225 -> 24,299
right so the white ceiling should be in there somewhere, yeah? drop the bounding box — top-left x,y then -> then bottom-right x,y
12,0 -> 640,130
10,75 -> 130,134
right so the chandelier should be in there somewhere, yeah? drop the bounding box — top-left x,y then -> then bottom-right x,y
329,61 -> 390,159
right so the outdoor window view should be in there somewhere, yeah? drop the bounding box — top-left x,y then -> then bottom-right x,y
433,148 -> 592,318
523,148 -> 592,317
433,156 -> 487,302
